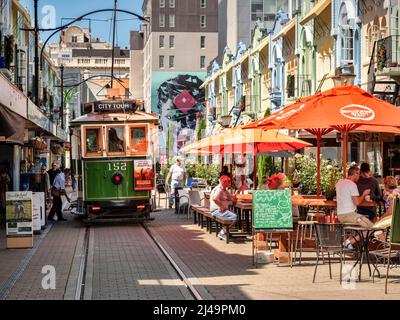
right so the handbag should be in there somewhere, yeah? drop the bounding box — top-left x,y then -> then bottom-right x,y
51,188 -> 61,197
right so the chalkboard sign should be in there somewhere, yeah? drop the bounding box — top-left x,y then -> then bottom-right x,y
253,190 -> 293,230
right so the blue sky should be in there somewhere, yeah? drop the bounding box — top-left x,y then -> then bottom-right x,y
20,0 -> 144,48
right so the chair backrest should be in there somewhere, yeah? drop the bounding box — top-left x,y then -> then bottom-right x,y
178,189 -> 189,205
315,223 -> 344,248
188,190 -> 202,206
390,197 -> 400,244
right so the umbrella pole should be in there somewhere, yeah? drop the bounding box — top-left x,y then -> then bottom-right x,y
316,132 -> 322,196
343,131 -> 348,178
254,153 -> 258,189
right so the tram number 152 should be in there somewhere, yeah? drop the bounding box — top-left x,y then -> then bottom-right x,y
108,162 -> 127,171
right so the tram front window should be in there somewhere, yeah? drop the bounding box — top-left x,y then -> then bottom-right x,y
86,128 -> 101,153
130,127 -> 147,154
108,127 -> 124,153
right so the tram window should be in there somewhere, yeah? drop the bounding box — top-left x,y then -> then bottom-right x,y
86,128 -> 101,154
108,127 -> 125,153
130,127 -> 147,154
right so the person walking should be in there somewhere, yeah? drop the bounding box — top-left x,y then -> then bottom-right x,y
48,168 -> 71,222
47,162 -> 61,187
166,157 -> 187,209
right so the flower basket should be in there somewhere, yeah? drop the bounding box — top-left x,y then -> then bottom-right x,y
51,144 -> 64,155
32,137 -> 47,150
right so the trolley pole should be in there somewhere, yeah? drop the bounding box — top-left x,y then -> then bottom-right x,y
60,64 -> 64,129
34,0 -> 39,106
110,0 -> 117,88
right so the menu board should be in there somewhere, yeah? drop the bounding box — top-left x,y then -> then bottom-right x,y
6,191 -> 33,248
253,190 -> 293,231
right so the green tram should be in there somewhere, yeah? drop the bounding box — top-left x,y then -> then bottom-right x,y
70,99 -> 159,222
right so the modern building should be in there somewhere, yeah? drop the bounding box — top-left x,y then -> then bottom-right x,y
138,0 -> 219,163
217,0 -> 292,62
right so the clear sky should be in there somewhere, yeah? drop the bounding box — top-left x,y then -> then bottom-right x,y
20,0 -> 144,48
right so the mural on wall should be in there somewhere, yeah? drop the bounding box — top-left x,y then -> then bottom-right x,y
152,72 -> 206,163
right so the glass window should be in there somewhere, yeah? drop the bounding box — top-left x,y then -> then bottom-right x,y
130,127 -> 147,154
86,128 -> 101,154
169,14 -> 175,28
200,56 -> 206,68
159,55 -> 165,68
159,14 -> 165,28
200,15 -> 206,28
107,127 -> 125,153
169,35 -> 175,48
159,35 -> 164,48
169,55 -> 175,68
200,0 -> 206,8
169,0 -> 175,8
160,0 -> 165,8
200,35 -> 205,48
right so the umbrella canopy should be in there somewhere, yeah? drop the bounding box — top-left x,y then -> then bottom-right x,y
244,85 -> 400,193
181,126 -> 312,154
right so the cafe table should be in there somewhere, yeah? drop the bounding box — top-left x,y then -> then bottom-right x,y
343,225 -> 385,281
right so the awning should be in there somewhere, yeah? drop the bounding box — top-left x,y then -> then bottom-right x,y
272,19 -> 295,41
200,70 -> 222,89
300,0 -> 331,25
0,105 -> 25,145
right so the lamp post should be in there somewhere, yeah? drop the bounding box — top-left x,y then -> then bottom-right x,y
60,64 -> 64,129
34,0 -> 39,106
332,65 -> 356,87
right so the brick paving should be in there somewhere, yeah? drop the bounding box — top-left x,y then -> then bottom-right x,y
148,209 -> 400,300
5,215 -> 82,300
90,224 -> 191,300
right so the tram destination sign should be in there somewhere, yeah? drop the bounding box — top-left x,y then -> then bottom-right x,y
84,100 -> 137,114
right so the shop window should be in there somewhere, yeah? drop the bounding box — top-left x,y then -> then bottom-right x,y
130,126 -> 148,155
107,126 -> 125,154
85,127 -> 102,156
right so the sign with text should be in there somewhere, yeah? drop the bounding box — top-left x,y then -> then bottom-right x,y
84,100 -> 137,114
134,160 -> 154,191
253,190 -> 293,231
32,192 -> 45,232
6,191 -> 33,248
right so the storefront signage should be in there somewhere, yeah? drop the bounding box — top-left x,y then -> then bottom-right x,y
347,132 -> 395,143
32,192 -> 45,232
6,191 -> 33,248
84,100 -> 137,113
134,160 -> 154,191
56,126 -> 69,142
0,73 -> 27,118
27,100 -> 50,131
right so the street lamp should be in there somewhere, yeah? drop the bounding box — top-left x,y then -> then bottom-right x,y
332,64 -> 356,87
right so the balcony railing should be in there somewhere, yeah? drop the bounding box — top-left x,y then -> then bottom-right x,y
376,35 -> 400,71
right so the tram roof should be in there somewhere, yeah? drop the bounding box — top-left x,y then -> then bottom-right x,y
70,111 -> 159,126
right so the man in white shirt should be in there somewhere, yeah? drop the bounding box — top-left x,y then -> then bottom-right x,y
166,158 -> 187,209
48,168 -> 71,222
336,166 -> 373,228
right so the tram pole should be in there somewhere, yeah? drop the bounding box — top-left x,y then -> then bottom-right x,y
60,64 -> 64,129
34,0 -> 39,107
110,0 -> 117,89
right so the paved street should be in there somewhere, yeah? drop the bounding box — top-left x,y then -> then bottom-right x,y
1,207 -> 400,300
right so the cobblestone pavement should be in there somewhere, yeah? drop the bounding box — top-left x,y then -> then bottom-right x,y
89,224 -> 191,300
1,204 -> 400,300
148,209 -> 400,300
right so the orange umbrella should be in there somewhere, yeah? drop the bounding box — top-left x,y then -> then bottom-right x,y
245,85 -> 400,194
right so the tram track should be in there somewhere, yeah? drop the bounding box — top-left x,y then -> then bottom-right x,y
73,222 -> 204,300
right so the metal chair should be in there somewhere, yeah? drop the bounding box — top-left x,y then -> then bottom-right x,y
156,183 -> 169,209
177,189 -> 190,218
313,223 -> 353,283
370,198 -> 400,293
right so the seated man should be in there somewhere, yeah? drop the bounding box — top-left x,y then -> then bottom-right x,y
336,166 -> 373,248
210,175 -> 238,241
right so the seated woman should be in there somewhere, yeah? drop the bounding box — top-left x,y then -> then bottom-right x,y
374,177 -> 400,230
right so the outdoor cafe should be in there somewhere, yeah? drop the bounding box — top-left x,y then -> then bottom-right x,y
173,85 -> 400,293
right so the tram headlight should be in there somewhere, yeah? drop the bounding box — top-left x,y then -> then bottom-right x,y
112,173 -> 123,185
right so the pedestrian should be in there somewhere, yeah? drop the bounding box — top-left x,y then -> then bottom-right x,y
48,168 -> 71,222
356,162 -> 381,220
165,157 -> 187,209
0,165 -> 11,215
210,175 -> 237,241
47,162 -> 61,187
219,165 -> 232,179
40,164 -> 51,196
